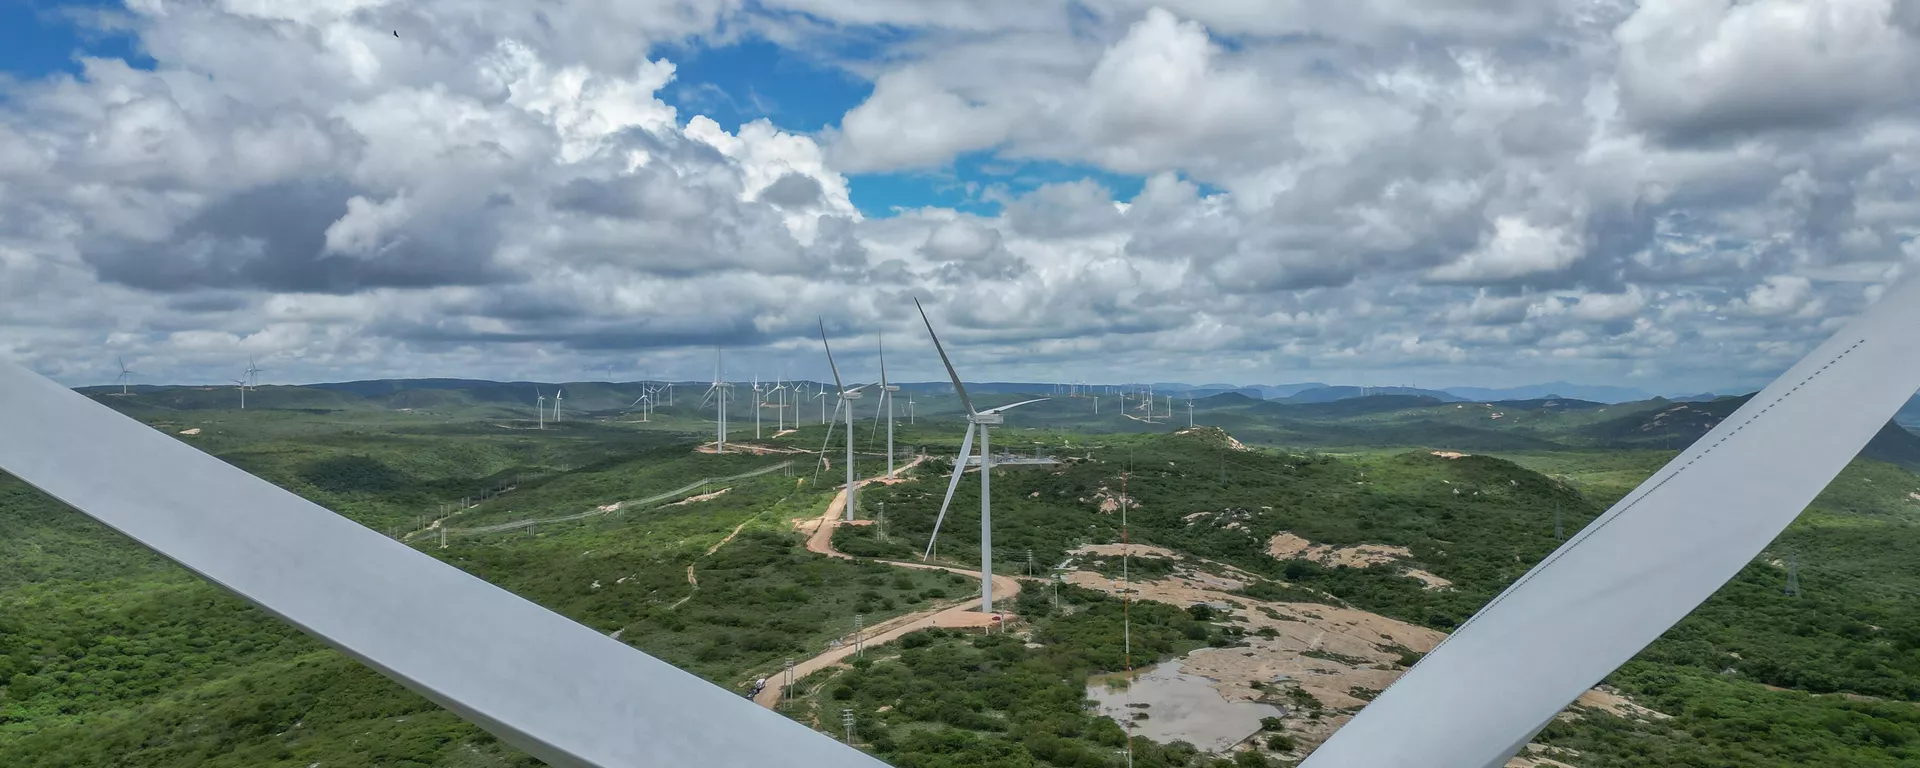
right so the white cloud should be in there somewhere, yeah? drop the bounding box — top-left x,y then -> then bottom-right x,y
1615,0 -> 1920,140
1427,216 -> 1586,283
1738,274 -> 1818,317
0,0 -> 1913,397
828,69 -> 1014,172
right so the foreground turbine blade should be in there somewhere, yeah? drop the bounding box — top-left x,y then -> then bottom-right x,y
923,422 -> 977,560
1303,275 -> 1920,768
0,361 -> 885,768
914,297 -> 974,415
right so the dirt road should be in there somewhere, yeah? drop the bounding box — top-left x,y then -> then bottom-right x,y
756,456 -> 1024,709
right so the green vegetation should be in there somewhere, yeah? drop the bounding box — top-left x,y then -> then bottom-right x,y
9,383 -> 1920,767
787,583 -> 1225,768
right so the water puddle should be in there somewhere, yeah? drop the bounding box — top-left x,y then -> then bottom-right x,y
1086,659 -> 1284,753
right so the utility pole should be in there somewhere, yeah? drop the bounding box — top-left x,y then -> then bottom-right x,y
1554,502 -> 1564,541
1785,551 -> 1801,597
854,614 -> 864,658
783,659 -> 795,708
842,709 -> 855,744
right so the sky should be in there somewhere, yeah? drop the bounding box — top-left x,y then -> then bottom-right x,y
1,0 -> 1917,395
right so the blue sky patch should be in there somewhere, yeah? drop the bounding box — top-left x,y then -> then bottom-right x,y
656,34 -> 871,134
0,0 -> 152,83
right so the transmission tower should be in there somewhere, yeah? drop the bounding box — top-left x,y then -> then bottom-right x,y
1785,551 -> 1801,597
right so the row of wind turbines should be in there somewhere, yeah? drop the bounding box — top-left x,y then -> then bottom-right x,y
816,299 -> 1045,616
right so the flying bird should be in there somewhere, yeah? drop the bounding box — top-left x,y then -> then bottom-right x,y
393,30 -> 399,38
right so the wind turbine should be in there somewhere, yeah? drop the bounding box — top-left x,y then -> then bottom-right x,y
231,377 -> 248,409
915,298 -> 1048,615
753,376 -> 763,440
535,389 -> 547,430
768,379 -> 789,433
1187,397 -> 1194,428
702,349 -> 730,453
875,336 -> 899,479
246,356 -> 263,389
114,357 -> 135,396
818,320 -> 864,523
552,389 -> 563,424
908,391 -> 916,425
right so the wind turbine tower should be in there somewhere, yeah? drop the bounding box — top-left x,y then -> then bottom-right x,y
915,298 -> 1047,615
877,336 -> 899,479
702,349 -> 732,453
818,321 -> 864,522
535,389 -> 547,430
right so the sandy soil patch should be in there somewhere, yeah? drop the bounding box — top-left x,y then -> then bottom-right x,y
1571,686 -> 1670,721
1067,553 -> 1655,756
1266,532 -> 1412,568
595,502 -> 623,513
667,488 -> 730,506
177,428 -> 202,435
1072,543 -> 1186,560
1430,451 -> 1469,459
1091,486 -> 1141,513
1401,569 -> 1453,590
1909,492 -> 1920,502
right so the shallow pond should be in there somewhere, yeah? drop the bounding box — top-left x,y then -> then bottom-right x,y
1086,659 -> 1284,753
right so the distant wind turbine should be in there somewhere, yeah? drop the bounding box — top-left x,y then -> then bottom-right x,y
535,388 -> 547,430
231,377 -> 248,409
875,336 -> 899,479
115,357 -> 135,396
915,298 -> 1047,615
702,349 -> 730,453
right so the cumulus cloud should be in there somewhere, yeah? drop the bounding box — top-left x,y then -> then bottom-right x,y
3,0 -> 1917,395
1615,0 -> 1920,142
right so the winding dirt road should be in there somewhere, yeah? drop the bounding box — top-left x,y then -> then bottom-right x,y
753,456 -> 1024,708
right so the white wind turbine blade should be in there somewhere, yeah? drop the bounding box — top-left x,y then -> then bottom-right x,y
914,297 -> 974,415
981,398 -> 1049,415
0,360 -> 883,768
810,396 -> 844,487
1303,274 -> 1920,768
923,422 -> 978,561
818,319 -> 846,395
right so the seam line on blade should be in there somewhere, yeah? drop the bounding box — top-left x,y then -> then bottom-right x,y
1421,339 -> 1863,653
